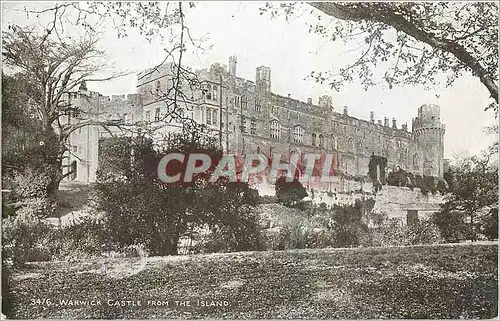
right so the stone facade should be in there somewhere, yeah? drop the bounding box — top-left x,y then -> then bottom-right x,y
65,57 -> 446,186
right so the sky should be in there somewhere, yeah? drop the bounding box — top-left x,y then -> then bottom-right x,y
2,1 -> 497,159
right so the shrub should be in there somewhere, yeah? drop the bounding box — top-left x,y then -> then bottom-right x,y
50,216 -> 108,261
265,224 -> 318,250
405,219 -> 444,245
193,206 -> 264,253
2,214 -> 53,267
275,176 -> 307,208
361,218 -> 444,247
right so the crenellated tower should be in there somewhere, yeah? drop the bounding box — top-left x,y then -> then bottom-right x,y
411,104 -> 445,178
255,66 -> 271,92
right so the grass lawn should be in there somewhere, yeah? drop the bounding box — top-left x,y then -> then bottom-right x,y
4,243 -> 497,319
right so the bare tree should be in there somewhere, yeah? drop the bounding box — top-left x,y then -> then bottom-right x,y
2,2 -> 207,198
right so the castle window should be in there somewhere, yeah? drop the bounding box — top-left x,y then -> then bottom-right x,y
155,80 -> 161,95
254,99 -> 262,112
358,140 -> 364,155
145,111 -> 151,123
347,137 -> 354,153
242,95 -> 248,108
213,85 -> 218,100
250,118 -> 257,134
293,126 -> 304,143
206,84 -> 212,100
154,108 -> 160,121
413,154 -> 420,170
257,146 -> 261,154
241,116 -> 247,133
319,134 -> 324,147
331,135 -> 338,150
206,109 -> 211,125
270,120 -> 281,139
70,161 -> 77,181
212,109 -> 218,126
312,133 -> 317,146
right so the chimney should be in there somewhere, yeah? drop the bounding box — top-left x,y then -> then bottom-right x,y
377,120 -> 382,125
307,98 -> 312,104
288,93 -> 291,98
402,123 -> 408,131
392,118 -> 397,129
384,117 -> 389,127
343,106 -> 348,116
228,56 -> 237,76
370,111 -> 375,123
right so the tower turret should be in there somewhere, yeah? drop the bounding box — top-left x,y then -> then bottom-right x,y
255,66 -> 271,92
411,104 -> 445,178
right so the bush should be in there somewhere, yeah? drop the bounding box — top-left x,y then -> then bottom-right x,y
2,214 -> 53,267
260,195 -> 278,204
275,176 -> 307,208
405,219 -> 444,245
193,206 -> 264,253
50,216 -> 108,261
361,218 -> 444,247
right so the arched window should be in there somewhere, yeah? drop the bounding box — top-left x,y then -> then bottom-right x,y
293,126 -> 304,143
155,80 -> 161,95
213,85 -> 218,100
257,146 -> 261,154
312,133 -> 317,146
347,137 -> 354,153
206,84 -> 212,100
70,161 -> 77,181
270,121 -> 281,139
318,134 -> 324,147
413,154 -> 420,170
212,110 -> 218,126
331,135 -> 338,150
358,140 -> 364,155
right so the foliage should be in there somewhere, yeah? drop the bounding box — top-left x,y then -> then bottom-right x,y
261,2 -> 498,110
274,176 -> 308,208
362,216 -> 444,247
2,2 -> 200,202
435,154 -> 498,241
386,167 -> 447,195
478,208 -> 498,241
310,200 -> 369,248
2,215 -> 54,267
432,203 -> 470,243
194,205 -> 263,253
405,219 -> 444,245
50,217 -> 108,261
93,132 -> 261,256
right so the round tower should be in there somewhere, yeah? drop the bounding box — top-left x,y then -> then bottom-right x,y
411,104 -> 445,178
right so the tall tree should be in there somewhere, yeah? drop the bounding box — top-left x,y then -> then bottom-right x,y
2,27 -> 125,197
2,2 -> 204,200
434,154 -> 498,241
261,2 -> 498,111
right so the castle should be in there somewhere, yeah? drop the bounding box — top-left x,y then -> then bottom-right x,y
63,56 -> 445,190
